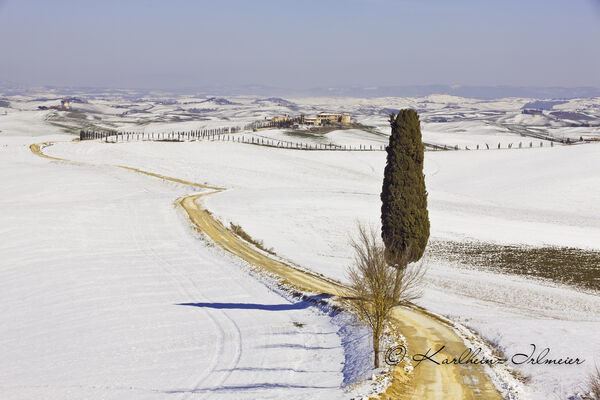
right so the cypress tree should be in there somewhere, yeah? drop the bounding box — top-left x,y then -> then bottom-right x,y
381,109 -> 430,264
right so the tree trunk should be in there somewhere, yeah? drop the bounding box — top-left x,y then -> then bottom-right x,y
373,331 -> 380,368
392,260 -> 407,301
393,266 -> 402,301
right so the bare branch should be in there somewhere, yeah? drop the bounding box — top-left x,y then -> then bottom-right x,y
584,366 -> 600,400
343,223 -> 426,368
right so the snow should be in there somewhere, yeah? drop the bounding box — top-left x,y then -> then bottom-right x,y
238,128 -> 388,149
422,120 -> 553,147
419,261 -> 600,400
49,139 -> 600,265
0,109 -> 67,136
44,136 -> 600,399
2,93 -> 599,399
0,132 -> 372,399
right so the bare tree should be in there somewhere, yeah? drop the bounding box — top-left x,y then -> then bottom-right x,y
344,224 -> 425,368
583,367 -> 600,400
389,244 -> 426,305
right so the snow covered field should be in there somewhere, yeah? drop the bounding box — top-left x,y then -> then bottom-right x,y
1,92 -> 599,399
44,137 -> 600,400
47,140 -> 600,264
239,128 -> 389,149
0,135 -> 373,400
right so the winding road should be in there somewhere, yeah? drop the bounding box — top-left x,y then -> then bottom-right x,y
30,140 -> 505,400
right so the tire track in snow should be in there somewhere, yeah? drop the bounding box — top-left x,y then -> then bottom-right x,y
125,201 -> 236,400
104,171 -> 245,398
29,141 -> 243,398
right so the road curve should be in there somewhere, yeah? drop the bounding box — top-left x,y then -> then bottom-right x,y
30,140 -> 505,400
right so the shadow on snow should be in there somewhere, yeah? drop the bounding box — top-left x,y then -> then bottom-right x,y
176,294 -> 333,312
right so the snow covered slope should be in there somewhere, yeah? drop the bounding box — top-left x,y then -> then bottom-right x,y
48,140 -> 600,272
2,91 -> 599,399
45,138 -> 600,399
0,135 -> 363,400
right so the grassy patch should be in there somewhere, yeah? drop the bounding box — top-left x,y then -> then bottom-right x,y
46,110 -> 117,134
281,129 -> 327,139
229,222 -> 276,255
283,122 -> 384,138
65,111 -> 88,120
350,122 -> 387,136
427,241 -> 600,292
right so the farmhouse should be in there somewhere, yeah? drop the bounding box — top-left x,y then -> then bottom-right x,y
38,99 -> 71,111
271,115 -> 293,123
267,112 -> 352,127
315,112 -> 351,125
297,112 -> 351,127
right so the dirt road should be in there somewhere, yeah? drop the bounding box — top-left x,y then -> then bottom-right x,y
30,141 -> 505,400
179,194 -> 503,400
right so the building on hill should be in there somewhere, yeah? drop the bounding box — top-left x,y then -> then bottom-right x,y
38,99 -> 71,111
296,112 -> 351,127
268,112 -> 351,127
301,116 -> 318,126
315,112 -> 351,125
58,100 -> 71,110
271,115 -> 292,123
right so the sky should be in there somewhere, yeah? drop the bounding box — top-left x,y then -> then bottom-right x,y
0,0 -> 599,90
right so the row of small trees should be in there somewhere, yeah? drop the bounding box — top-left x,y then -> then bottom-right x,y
80,127 -> 243,141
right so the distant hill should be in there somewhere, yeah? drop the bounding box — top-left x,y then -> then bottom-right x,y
522,100 -> 568,110
200,97 -> 240,105
2,82 -> 599,100
300,85 -> 600,100
253,97 -> 296,106
188,84 -> 600,100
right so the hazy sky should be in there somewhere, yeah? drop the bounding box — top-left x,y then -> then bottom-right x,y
1,0 -> 599,89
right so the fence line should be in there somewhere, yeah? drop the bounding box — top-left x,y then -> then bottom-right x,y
434,140 -> 558,151
80,129 -> 389,151
80,125 -> 563,152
